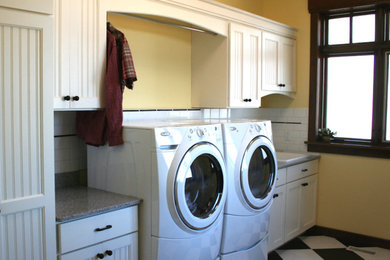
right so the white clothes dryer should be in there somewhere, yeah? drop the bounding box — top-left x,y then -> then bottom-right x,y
87,121 -> 227,260
219,120 -> 278,259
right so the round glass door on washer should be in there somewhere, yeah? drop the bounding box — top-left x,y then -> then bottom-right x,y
175,142 -> 226,231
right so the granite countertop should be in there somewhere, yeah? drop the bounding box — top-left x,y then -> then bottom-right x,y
56,186 -> 141,224
277,151 -> 320,169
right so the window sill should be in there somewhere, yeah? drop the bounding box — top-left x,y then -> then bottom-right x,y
306,141 -> 390,159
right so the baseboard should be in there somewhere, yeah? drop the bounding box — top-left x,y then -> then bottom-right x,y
304,225 -> 390,250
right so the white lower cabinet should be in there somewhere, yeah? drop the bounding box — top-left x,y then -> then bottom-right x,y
57,206 -> 138,260
269,160 -> 318,252
268,184 -> 286,251
285,174 -> 318,241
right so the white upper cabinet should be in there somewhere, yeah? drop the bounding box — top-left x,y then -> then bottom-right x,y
262,31 -> 296,97
229,23 -> 262,108
54,0 -> 106,109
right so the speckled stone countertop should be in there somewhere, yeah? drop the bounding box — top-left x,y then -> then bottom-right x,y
277,152 -> 321,169
56,186 -> 141,224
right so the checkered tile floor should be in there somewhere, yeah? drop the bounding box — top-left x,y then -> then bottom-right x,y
268,236 -> 390,260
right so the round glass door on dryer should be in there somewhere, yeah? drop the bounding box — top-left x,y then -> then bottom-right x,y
173,142 -> 226,231
239,135 -> 277,211
159,138 -> 227,260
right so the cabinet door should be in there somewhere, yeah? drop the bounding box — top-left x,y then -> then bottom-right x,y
285,179 -> 301,241
54,0 -> 106,109
59,233 -> 138,260
0,7 -> 56,260
280,37 -> 296,92
262,32 -> 279,92
268,185 -> 286,252
300,174 -> 317,231
229,23 -> 261,108
262,32 -> 296,94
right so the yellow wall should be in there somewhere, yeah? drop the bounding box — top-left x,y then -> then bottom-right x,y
216,0 -> 390,240
107,14 -> 192,109
318,154 -> 390,239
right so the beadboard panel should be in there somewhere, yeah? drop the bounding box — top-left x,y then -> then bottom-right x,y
0,8 -> 56,259
0,208 -> 44,260
0,24 -> 42,200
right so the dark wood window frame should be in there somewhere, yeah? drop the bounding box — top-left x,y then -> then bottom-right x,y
307,5 -> 390,158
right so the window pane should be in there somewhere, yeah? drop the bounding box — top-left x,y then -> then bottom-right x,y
326,56 -> 374,139
387,54 -> 390,141
328,17 -> 350,45
352,14 -> 376,43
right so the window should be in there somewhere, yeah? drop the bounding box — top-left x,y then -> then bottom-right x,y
308,7 -> 390,158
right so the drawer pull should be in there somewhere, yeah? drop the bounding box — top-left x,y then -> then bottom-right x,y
94,224 -> 112,232
273,194 -> 279,198
301,169 -> 308,172
106,250 -> 113,256
301,183 -> 309,187
97,253 -> 105,259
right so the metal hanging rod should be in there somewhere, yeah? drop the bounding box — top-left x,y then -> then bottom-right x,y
110,12 -> 218,36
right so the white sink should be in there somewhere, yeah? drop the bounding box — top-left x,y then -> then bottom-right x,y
276,152 -> 306,163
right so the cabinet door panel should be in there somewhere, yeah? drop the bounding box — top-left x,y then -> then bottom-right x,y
54,0 -> 106,109
229,27 -> 244,107
229,23 -> 261,108
262,32 -> 296,96
246,32 -> 261,106
0,8 -> 55,260
301,175 -> 317,231
285,179 -> 301,241
268,185 -> 286,252
262,32 -> 279,91
280,38 -> 296,92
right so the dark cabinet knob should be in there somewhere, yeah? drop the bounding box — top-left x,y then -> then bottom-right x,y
72,96 -> 80,101
301,183 -> 309,187
243,98 -> 252,102
63,95 -> 71,101
278,84 -> 286,87
97,253 -> 105,259
273,193 -> 279,198
105,250 -> 113,256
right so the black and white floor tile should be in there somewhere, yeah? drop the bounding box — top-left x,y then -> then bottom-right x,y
268,236 -> 390,260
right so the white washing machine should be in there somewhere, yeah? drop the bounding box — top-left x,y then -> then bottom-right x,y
87,121 -> 227,260
219,120 -> 278,260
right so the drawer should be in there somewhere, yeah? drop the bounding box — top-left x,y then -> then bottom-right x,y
286,160 -> 318,183
57,206 -> 138,254
59,232 -> 138,260
275,168 -> 286,187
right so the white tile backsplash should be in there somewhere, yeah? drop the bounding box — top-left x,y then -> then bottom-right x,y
54,107 -> 308,175
54,112 -> 87,174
